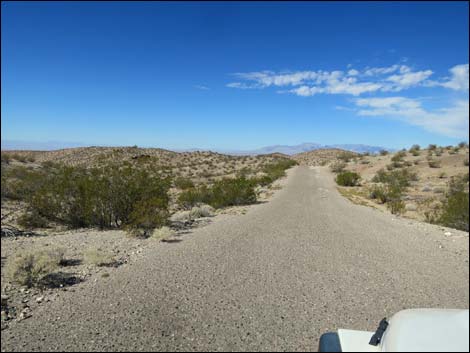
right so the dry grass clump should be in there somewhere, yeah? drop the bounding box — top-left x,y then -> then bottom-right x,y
6,247 -> 65,287
84,248 -> 115,267
151,226 -> 175,240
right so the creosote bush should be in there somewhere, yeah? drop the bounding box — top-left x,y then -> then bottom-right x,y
372,168 -> 417,188
391,151 -> 407,162
3,163 -> 171,235
330,162 -> 346,174
335,171 -> 360,186
179,177 -> 257,209
434,175 -> 469,231
174,177 -> 194,190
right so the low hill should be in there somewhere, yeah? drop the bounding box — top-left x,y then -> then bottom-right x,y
292,148 -> 359,166
1,146 -> 292,184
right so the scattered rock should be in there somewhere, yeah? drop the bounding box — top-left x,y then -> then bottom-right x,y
405,203 -> 417,211
18,308 -> 31,321
444,231 -> 452,236
36,296 -> 44,304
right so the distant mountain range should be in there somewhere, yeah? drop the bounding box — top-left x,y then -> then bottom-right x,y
211,143 -> 391,156
2,139 -> 390,155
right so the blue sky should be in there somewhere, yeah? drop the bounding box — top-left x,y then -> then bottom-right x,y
1,1 -> 469,150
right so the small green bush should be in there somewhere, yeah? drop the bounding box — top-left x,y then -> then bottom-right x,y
330,162 -> 346,173
428,160 -> 441,168
369,185 -> 388,204
209,177 -> 257,208
1,153 -> 11,164
178,177 -> 257,209
336,171 -> 360,186
337,152 -> 356,162
372,168 -> 417,188
379,150 -> 389,156
436,176 -> 469,231
387,199 -> 405,215
174,177 -> 194,190
391,151 -> 407,162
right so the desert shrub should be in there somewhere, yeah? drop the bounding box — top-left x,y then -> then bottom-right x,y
391,151 -> 406,162
410,149 -> 421,156
436,176 -> 469,231
174,177 -> 194,190
330,162 -> 346,173
428,160 -> 441,168
372,168 -> 417,188
409,144 -> 420,152
209,177 -> 257,208
5,163 -> 171,232
17,211 -> 49,229
369,185 -> 388,204
379,150 -> 389,156
337,152 -> 356,162
1,166 -> 47,201
458,141 -> 468,148
178,177 -> 257,209
178,185 -> 212,209
464,159 -> 469,167
387,199 -> 406,215
336,171 -> 360,186
126,197 -> 170,237
151,226 -> 174,240
1,153 -> 11,164
189,204 -> 215,218
403,161 -> 413,167
6,248 -> 65,287
84,248 -> 115,266
428,144 -> 437,150
252,159 -> 297,186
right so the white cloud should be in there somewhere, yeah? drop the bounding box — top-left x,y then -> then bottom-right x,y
226,63 -> 456,96
347,69 -> 359,76
363,65 -> 400,76
385,70 -> 433,90
226,63 -> 469,138
354,97 -> 469,138
194,85 -> 210,90
441,64 -> 469,91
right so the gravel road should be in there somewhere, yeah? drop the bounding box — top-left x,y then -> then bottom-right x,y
2,166 -> 468,352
